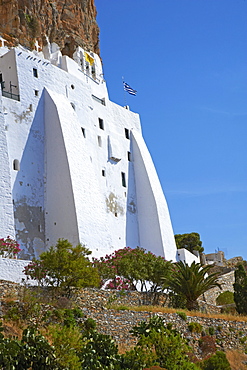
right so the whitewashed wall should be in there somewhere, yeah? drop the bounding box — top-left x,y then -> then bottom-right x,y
0,45 -> 196,266
0,257 -> 31,284
176,248 -> 200,264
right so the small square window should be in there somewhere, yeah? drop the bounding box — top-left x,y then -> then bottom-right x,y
99,118 -> 104,130
34,90 -> 39,96
102,169 -> 106,177
125,128 -> 130,139
81,127 -> 86,137
98,136 -> 102,147
121,172 -> 126,187
127,151 -> 131,161
33,68 -> 38,78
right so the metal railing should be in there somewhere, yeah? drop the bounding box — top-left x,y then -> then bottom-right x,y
1,81 -> 20,101
92,94 -> 105,106
2,90 -> 20,101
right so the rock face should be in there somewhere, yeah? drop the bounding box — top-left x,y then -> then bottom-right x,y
0,0 -> 99,57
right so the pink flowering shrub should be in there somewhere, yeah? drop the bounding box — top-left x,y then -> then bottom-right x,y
23,260 -> 47,286
106,277 -> 132,290
0,236 -> 21,258
93,246 -> 172,292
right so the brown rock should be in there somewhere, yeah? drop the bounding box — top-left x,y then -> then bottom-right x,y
0,0 -> 100,57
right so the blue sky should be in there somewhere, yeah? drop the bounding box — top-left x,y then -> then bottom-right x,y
95,0 -> 247,260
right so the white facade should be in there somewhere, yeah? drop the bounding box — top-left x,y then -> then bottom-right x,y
0,44 -> 195,264
0,256 -> 32,284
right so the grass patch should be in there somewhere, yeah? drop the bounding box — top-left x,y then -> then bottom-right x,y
107,304 -> 247,322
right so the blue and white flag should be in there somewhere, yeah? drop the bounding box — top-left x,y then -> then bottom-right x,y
123,82 -> 137,96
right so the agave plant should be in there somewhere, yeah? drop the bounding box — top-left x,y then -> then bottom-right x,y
163,261 -> 221,311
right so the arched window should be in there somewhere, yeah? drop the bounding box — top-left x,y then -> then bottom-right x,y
13,159 -> 20,171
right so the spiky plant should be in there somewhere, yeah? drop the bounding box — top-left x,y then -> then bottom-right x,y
163,261 -> 221,311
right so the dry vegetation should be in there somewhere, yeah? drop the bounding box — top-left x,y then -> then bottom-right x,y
109,304 -> 247,322
226,349 -> 247,370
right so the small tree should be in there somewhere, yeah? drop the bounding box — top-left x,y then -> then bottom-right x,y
93,246 -> 172,294
164,261 -> 221,311
24,239 -> 100,295
233,264 -> 247,314
175,233 -> 204,255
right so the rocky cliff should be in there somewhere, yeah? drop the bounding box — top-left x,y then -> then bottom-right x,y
0,0 -> 99,57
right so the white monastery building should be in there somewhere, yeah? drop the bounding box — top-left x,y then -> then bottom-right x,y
0,40 -> 199,268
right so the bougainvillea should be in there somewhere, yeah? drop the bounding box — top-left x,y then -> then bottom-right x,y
23,260 -> 48,286
93,247 -> 172,292
105,277 -> 132,290
0,236 -> 21,258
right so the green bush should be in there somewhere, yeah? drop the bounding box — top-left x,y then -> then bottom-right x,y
0,325 -> 58,369
121,344 -> 157,370
188,322 -> 203,333
24,239 -> 100,295
130,315 -> 165,338
200,351 -> 231,370
177,311 -> 187,321
83,317 -> 97,331
208,327 -> 215,336
239,336 -> 247,344
216,291 -> 234,305
127,316 -> 200,370
80,330 -> 120,370
48,324 -> 82,369
234,264 -> 247,314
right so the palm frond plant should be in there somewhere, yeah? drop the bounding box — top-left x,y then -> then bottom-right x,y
163,261 -> 221,311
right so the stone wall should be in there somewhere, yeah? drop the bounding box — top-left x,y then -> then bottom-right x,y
203,271 -> 235,306
0,284 -> 246,358
83,308 -> 247,357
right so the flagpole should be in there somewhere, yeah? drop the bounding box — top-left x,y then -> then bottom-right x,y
122,76 -> 127,107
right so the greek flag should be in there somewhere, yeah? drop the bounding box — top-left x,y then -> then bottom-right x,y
123,82 -> 137,96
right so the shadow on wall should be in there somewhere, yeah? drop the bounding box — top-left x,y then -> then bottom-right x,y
125,137 -> 140,248
12,92 -> 45,260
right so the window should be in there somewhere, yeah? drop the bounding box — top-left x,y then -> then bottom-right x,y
127,151 -> 131,161
98,136 -> 102,147
102,169 -> 106,177
121,172 -> 126,187
125,128 -> 130,139
70,102 -> 75,110
99,118 -> 104,130
33,68 -> 38,78
34,90 -> 39,96
92,65 -> 96,80
71,84 -> 75,89
13,159 -> 20,171
81,127 -> 86,137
